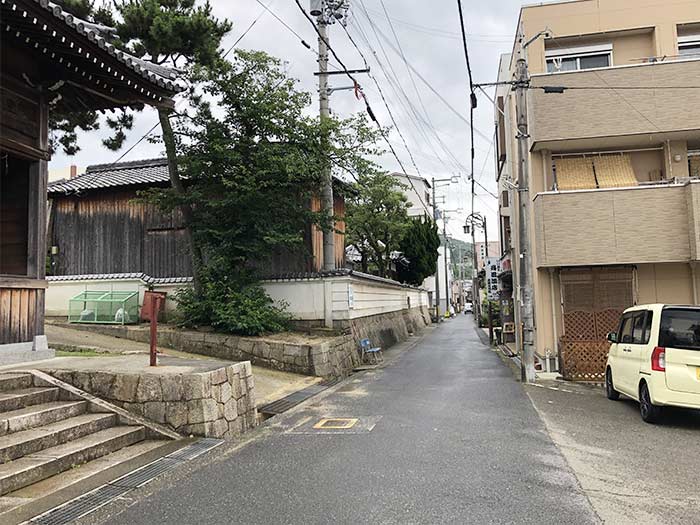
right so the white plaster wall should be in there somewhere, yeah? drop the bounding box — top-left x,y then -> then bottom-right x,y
262,279 -> 326,320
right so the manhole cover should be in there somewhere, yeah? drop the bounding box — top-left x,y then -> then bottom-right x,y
313,418 -> 358,430
287,415 -> 381,435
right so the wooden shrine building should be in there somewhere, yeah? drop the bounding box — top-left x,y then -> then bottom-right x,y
0,0 -> 181,363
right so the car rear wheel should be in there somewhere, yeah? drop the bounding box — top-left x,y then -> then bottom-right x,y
639,382 -> 662,424
605,368 -> 620,400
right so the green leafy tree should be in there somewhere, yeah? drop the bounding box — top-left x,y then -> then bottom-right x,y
396,216 -> 440,286
145,51 -> 381,334
346,172 -> 411,278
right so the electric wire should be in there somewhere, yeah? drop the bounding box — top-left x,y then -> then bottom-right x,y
292,0 -> 431,215
351,7 -> 471,175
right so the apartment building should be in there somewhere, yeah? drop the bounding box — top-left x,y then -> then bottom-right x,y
496,0 -> 700,379
475,241 -> 500,271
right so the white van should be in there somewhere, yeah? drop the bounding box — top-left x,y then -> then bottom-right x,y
605,304 -> 700,423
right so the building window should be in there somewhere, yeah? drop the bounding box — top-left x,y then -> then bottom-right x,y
679,35 -> 700,57
0,154 -> 30,276
545,44 -> 612,73
501,190 -> 509,208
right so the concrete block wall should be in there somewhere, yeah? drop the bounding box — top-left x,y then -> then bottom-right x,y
44,362 -> 257,438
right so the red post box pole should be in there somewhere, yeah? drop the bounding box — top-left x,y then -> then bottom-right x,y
149,295 -> 160,366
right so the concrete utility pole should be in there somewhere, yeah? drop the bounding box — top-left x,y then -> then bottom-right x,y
316,17 -> 335,271
443,219 -> 449,317
431,177 -> 441,320
515,53 -> 537,383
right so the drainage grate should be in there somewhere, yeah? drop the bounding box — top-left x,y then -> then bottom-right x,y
29,438 -> 225,525
31,484 -> 131,525
259,378 -> 342,415
166,437 -> 223,462
110,457 -> 181,489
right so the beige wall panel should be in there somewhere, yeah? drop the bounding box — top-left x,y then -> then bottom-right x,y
637,263 -> 693,304
688,182 -> 700,260
613,187 -> 690,263
636,263 -> 658,303
537,190 -> 617,266
535,185 -> 691,267
530,60 -> 700,145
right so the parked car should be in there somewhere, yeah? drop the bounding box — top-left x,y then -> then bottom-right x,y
464,302 -> 473,314
605,304 -> 700,423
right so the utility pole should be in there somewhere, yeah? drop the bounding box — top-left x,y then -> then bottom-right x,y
431,177 -> 441,321
483,217 -> 493,345
316,15 -> 335,271
443,219 -> 450,317
515,52 -> 537,383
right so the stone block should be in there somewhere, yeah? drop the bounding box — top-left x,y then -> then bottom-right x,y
180,423 -> 206,437
220,382 -> 232,404
160,376 -> 184,402
182,374 -> 210,400
205,419 -> 228,438
202,398 -> 219,423
237,398 -> 248,415
187,400 -> 205,424
225,366 -> 239,386
232,375 -> 243,400
165,402 -> 188,429
144,401 -> 166,424
255,341 -> 271,359
210,367 -> 228,386
72,371 -> 92,391
135,375 -> 162,402
211,384 -> 222,403
122,402 -> 144,417
238,338 -> 255,356
223,399 -> 238,421
112,374 -> 140,403
269,343 -> 284,362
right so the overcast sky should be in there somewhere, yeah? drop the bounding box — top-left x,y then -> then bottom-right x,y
50,0 -> 527,244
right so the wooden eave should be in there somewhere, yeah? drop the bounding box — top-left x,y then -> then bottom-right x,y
1,0 -> 180,111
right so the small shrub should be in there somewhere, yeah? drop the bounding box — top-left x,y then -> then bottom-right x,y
175,281 -> 290,336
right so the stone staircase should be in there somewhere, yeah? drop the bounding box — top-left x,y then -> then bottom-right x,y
0,372 -> 181,523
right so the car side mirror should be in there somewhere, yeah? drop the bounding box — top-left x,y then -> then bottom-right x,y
607,332 -> 618,343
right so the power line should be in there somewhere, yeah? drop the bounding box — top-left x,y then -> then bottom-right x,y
376,0 -> 468,177
350,13 -> 461,175
352,6 -> 483,178
338,23 -> 427,186
252,0 -> 312,50
223,0 -> 276,58
359,14 -> 492,145
292,0 -> 431,215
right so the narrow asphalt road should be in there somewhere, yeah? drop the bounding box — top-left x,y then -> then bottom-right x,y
86,316 -> 599,524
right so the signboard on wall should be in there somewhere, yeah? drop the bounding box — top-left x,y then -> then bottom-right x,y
485,257 -> 502,301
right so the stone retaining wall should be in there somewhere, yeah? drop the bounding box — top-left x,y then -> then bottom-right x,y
51,305 -> 430,379
44,362 -> 257,438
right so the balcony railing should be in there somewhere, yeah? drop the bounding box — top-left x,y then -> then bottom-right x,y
532,180 -> 700,268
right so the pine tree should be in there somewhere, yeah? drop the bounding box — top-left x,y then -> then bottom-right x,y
396,216 -> 441,286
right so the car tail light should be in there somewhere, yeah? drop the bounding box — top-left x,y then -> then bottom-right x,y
651,346 -> 666,372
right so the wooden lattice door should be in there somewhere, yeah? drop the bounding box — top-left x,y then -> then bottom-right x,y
559,267 -> 634,381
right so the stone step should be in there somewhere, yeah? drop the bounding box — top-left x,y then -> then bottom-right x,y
0,388 -> 59,414
0,439 -> 184,524
0,425 -> 145,496
0,375 -> 32,393
0,413 -> 118,464
0,401 -> 88,437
